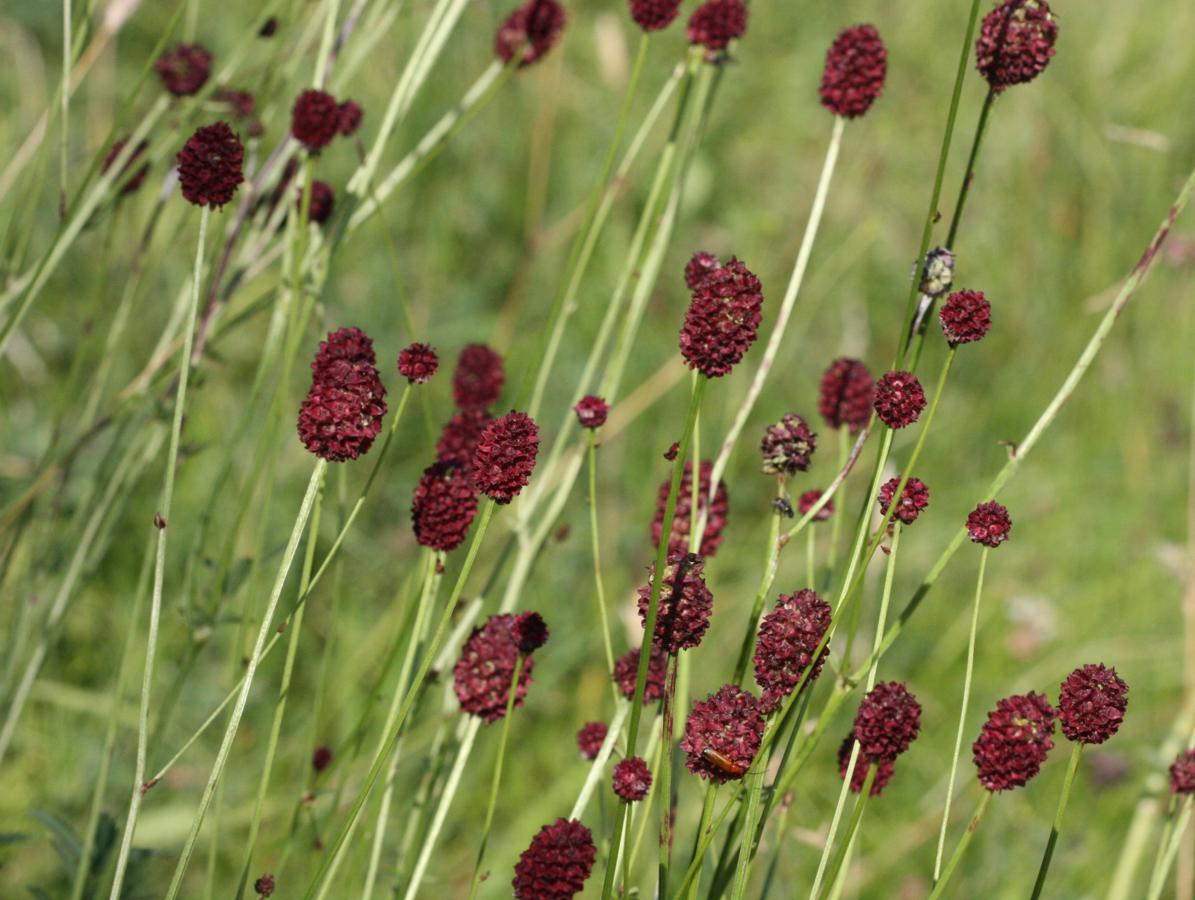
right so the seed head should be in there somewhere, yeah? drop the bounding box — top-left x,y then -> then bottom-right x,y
453,343 -> 505,410
436,409 -> 492,468
837,735 -> 896,796
976,0 -> 1059,94
679,256 -> 764,378
471,411 -> 540,504
940,289 -> 992,345
972,691 -> 1057,791
177,122 -> 245,209
398,342 -> 439,384
877,477 -> 930,526
453,613 -> 535,723
1058,663 -> 1128,745
411,462 -> 479,552
687,0 -> 748,54
819,24 -> 887,119
685,251 -> 721,290
511,611 -> 550,653
156,43 -> 211,96
681,684 -> 765,783
576,721 -> 608,760
102,138 -> 150,197
512,818 -> 596,900
637,553 -> 713,654
819,358 -> 873,432
753,589 -> 832,714
574,395 -> 609,429
759,413 -> 817,477
291,89 -> 341,151
612,757 -> 653,802
337,100 -> 363,136
853,682 -> 922,761
496,0 -> 567,68
1170,749 -> 1195,795
798,489 -> 833,521
967,501 -> 1012,547
651,460 -> 730,559
873,370 -> 926,429
613,645 -> 669,704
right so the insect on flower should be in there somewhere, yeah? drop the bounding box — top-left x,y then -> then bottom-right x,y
701,747 -> 747,777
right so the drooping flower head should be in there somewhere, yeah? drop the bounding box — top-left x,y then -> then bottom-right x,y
436,409 -> 492,468
681,684 -> 765,783
873,371 -> 926,429
613,645 -> 669,704
853,682 -> 922,761
651,460 -> 729,559
496,0 -> 567,68
637,553 -> 713,654
759,414 -> 817,477
337,99 -> 363,136
1058,664 -> 1128,745
940,290 -> 992,345
453,613 -> 536,723
819,24 -> 887,119
679,256 -> 764,378
838,735 -> 896,796
471,411 -> 540,503
1170,749 -> 1195,795
753,589 -> 833,714
453,343 -> 505,411
512,818 -> 596,900
511,612 -> 550,653
574,395 -> 609,429
291,89 -> 341,151
629,0 -> 682,31
877,476 -> 930,526
975,0 -> 1059,94
576,721 -> 608,760
967,501 -> 1012,547
798,489 -> 834,521
411,462 -> 478,552
685,251 -> 721,290
398,342 -> 439,384
155,43 -> 211,96
819,358 -> 873,432
687,0 -> 748,54
973,692 -> 1056,791
102,138 -> 150,197
612,757 -> 653,802
177,122 -> 245,209
298,180 -> 335,224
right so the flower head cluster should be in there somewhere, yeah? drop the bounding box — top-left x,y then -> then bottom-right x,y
612,757 -> 653,802
852,682 -> 922,761
878,476 -> 930,526
651,460 -> 729,559
973,692 -> 1057,791
759,414 -> 817,477
753,589 -> 833,713
411,462 -> 478,552
574,395 -> 609,429
177,122 -> 245,209
967,501 -> 1012,547
681,684 -> 765,783
471,411 -> 540,503
453,344 -> 505,411
298,328 -> 388,461
679,257 -> 764,378
685,251 -> 721,290
629,0 -> 682,31
687,0 -> 748,54
512,612 -> 550,653
819,358 -> 873,432
156,43 -> 211,96
1058,664 -> 1128,745
838,735 -> 896,796
637,553 -> 713,654
798,489 -> 834,521
873,371 -> 926,429
613,645 -> 669,704
819,24 -> 887,119
975,0 -> 1059,94
496,0 -> 567,68
1171,750 -> 1195,795
512,819 -> 595,900
436,409 -> 492,468
103,138 -> 150,197
940,290 -> 992,345
453,614 -> 536,723
919,246 -> 956,298
576,721 -> 608,760
398,342 -> 439,384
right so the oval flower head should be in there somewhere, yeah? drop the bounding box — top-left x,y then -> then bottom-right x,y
678,256 -> 764,378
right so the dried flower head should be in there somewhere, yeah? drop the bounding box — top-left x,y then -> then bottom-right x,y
819,358 -> 873,432
574,395 -> 609,429
496,0 -> 567,68
177,122 -> 245,209
1058,664 -> 1128,745
411,461 -> 479,552
471,411 -> 540,504
512,818 -> 596,900
291,89 -> 341,152
819,24 -> 887,119
975,0 -> 1059,94
453,344 -> 505,411
919,246 -> 956,298
637,553 -> 713,654
685,251 -> 721,290
651,460 -> 730,559
102,138 -> 150,197
853,682 -> 922,761
967,501 -> 1012,547
679,256 -> 764,378
877,477 -> 930,526
453,613 -> 535,723
629,0 -> 682,31
576,721 -> 608,760
254,873 -> 276,898
398,342 -> 439,384
940,289 -> 992,345
155,43 -> 211,96
687,0 -> 748,54
681,684 -> 765,783
838,735 -> 896,796
973,691 -> 1057,791
798,489 -> 834,521
436,409 -> 492,468
612,756 -> 653,802
873,370 -> 926,429
613,645 -> 669,704
312,745 -> 332,774
299,180 -> 335,225
753,589 -> 833,714
760,414 -> 817,476
337,100 -> 363,136
512,612 -> 550,653
1170,749 -> 1195,795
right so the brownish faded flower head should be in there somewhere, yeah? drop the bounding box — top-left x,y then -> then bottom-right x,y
853,682 -> 922,761
612,756 -> 653,802
629,0 -> 682,31
471,411 -> 540,504
679,256 -> 764,378
681,684 -> 765,783
651,460 -> 729,559
1058,664 -> 1128,745
454,613 -> 535,723
512,611 -> 550,653
254,873 -> 276,898
102,138 -> 150,197
798,489 -> 833,521
753,589 -> 832,714
975,0 -> 1059,94
940,289 -> 992,345
877,476 -> 930,526
973,691 -> 1056,791
760,414 -> 817,477
576,721 -> 608,760
177,122 -> 245,209
819,358 -> 873,432
838,735 -> 896,796
291,89 -> 341,151
574,395 -> 609,429
873,370 -> 926,429
496,0 -> 567,68
687,0 -> 748,53
967,501 -> 1012,547
337,100 -> 363,136
436,409 -> 492,468
453,343 -> 505,411
685,251 -> 721,290
1170,749 -> 1195,795
819,24 -> 887,119
398,342 -> 439,384
299,180 -> 335,224
156,43 -> 211,96
512,818 -> 596,900
411,461 -> 478,552
637,553 -> 713,654
613,645 -> 668,704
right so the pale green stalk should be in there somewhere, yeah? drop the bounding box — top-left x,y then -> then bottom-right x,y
1031,743 -> 1084,899
60,0 -> 71,210
586,429 -> 617,682
817,767 -> 876,900
569,703 -> 631,820
927,792 -> 992,900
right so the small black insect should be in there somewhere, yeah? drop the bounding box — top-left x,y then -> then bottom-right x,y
773,497 -> 794,518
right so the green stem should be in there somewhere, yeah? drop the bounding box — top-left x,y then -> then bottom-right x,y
1030,742 -> 1084,899
927,791 -> 992,900
587,430 -> 616,682
1146,796 -> 1193,900
729,718 -> 776,900
731,483 -> 782,685
817,766 -> 876,900
658,656 -> 679,896
684,787 -> 717,900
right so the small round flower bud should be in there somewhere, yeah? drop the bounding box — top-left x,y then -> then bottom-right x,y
612,757 -> 653,802
759,413 -> 817,476
1058,664 -> 1128,745
577,721 -> 608,760
940,289 -> 992,345
454,614 -> 535,723
254,873 -> 276,898
453,343 -> 505,411
973,692 -> 1056,791
679,256 -> 764,378
819,24 -> 887,119
686,0 -> 748,54
918,246 -> 956,298
156,44 -> 211,96
681,684 -> 764,783
819,358 -> 873,432
471,411 -> 540,504
853,682 -> 922,761
637,553 -> 713,654
177,122 -> 245,209
652,460 -> 729,559
496,0 -> 567,68
511,611 -> 549,653
1170,749 -> 1195,795
291,89 -> 341,152
966,501 -> 1012,547
877,476 -> 930,526
312,746 -> 332,774
873,371 -> 926,429
975,0 -> 1059,94
837,735 -> 895,796
398,342 -> 439,384
574,395 -> 609,429
613,645 -> 668,704
512,818 -> 596,900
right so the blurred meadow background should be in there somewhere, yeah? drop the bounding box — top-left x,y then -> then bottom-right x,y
2,0 -> 1195,896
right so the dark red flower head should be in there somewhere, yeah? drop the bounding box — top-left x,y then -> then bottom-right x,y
436,409 -> 492,467
1058,664 -> 1128,745
873,370 -> 926,429
453,343 -> 505,411
685,251 -> 721,290
1170,749 -> 1195,795
155,43 -> 211,96
838,735 -> 896,796
254,873 -> 276,898
297,349 -> 388,463
512,818 -> 596,900
940,290 -> 992,345
819,24 -> 887,119
454,613 -> 536,723
681,684 -> 765,783
686,0 -> 748,54
577,721 -> 608,759
574,395 -> 609,429
637,553 -> 713,654
753,589 -> 833,714
853,682 -> 922,761
215,87 -> 256,120
973,691 -> 1056,791
819,358 -> 873,432
496,0 -> 567,68
967,501 -> 1012,547
679,256 -> 764,378
312,745 -> 332,774
471,411 -> 540,504
613,645 -> 669,704
798,489 -> 834,521
102,138 -> 150,197
398,342 -> 439,384
975,0 -> 1059,94
292,89 -> 341,152
629,0 -> 682,31
259,18 -> 278,37
878,476 -> 930,526
411,461 -> 479,552
311,326 -> 377,377
337,100 -> 363,136
651,460 -> 730,559
613,756 -> 653,802
919,246 -> 956,298
177,122 -> 245,209
512,611 -> 550,653
760,414 -> 817,477
299,180 -> 335,224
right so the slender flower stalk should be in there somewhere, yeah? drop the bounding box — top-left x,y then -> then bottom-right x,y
1146,797 -> 1195,900
1030,743 -> 1084,899
927,791 -> 993,900
587,428 -> 617,681
817,766 -> 877,900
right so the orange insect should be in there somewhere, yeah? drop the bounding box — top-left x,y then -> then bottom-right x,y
701,748 -> 747,777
